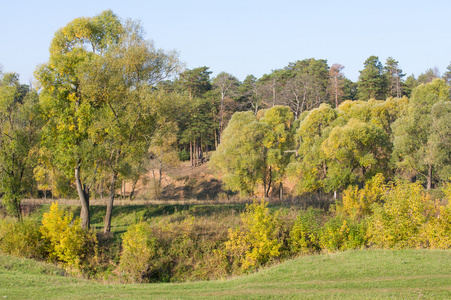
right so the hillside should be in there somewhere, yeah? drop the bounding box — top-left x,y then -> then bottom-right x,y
1,250 -> 451,299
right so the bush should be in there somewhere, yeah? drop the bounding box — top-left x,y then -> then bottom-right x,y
225,199 -> 282,271
319,215 -> 367,252
0,218 -> 45,259
118,222 -> 156,283
338,173 -> 386,220
288,208 -> 323,254
40,203 -> 98,269
421,203 -> 451,248
178,148 -> 190,161
367,181 -> 433,249
151,216 -> 230,282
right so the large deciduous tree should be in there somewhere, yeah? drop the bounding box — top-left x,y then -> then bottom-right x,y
279,58 -> 330,118
392,79 -> 451,189
36,11 -> 181,229
0,73 -> 41,219
210,106 -> 293,197
36,10 -> 123,228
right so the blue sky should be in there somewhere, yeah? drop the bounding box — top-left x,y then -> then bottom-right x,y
1,0 -> 450,84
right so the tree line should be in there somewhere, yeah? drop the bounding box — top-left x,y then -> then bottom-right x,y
211,77 -> 451,199
1,10 -> 451,231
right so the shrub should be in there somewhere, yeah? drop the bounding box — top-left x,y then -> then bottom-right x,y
225,199 -> 282,271
178,148 -> 190,161
367,181 -> 434,249
288,208 -> 323,254
117,214 -> 231,283
40,203 -> 98,269
118,222 -> 156,283
421,203 -> 451,248
0,218 -> 45,259
338,173 -> 386,220
319,215 -> 367,252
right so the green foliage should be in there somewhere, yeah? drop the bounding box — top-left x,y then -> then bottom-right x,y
225,200 -> 282,271
118,212 -> 230,283
288,208 -> 323,254
0,218 -> 45,259
118,222 -> 156,283
338,173 -> 387,220
319,215 -> 367,252
178,148 -> 190,161
384,57 -> 405,98
36,10 -> 182,229
289,97 -> 405,196
289,104 -> 337,194
392,79 -> 450,189
357,55 -> 387,100
0,73 -> 41,219
281,58 -> 330,116
210,111 -> 268,196
367,182 -> 434,248
211,106 -> 293,197
40,203 -> 98,269
321,118 -> 391,191
174,67 -> 212,98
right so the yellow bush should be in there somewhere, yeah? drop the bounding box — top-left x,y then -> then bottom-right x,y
367,182 -> 434,249
225,199 -> 282,271
118,222 -> 156,283
421,203 -> 451,248
40,203 -> 98,268
339,173 -> 387,220
318,216 -> 367,251
0,218 -> 45,259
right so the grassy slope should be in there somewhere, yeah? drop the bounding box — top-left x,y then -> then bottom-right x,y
1,249 -> 451,299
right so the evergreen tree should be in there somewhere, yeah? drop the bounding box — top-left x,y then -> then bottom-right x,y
384,57 -> 405,98
357,56 -> 387,100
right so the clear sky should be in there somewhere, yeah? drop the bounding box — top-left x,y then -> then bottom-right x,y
1,0 -> 451,84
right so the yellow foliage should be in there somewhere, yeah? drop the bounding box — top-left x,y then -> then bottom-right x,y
40,203 -> 97,268
225,200 -> 282,271
339,173 -> 387,220
119,222 -> 155,283
367,182 -> 435,249
0,218 -> 44,259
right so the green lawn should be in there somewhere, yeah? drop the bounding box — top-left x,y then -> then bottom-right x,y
1,249 -> 451,299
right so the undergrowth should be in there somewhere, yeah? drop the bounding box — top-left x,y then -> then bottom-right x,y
1,177 -> 451,283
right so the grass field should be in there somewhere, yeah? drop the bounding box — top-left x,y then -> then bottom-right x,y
1,249 -> 451,299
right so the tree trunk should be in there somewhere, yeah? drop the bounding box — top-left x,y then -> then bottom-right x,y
219,93 -> 224,144
190,141 -> 193,167
265,167 -> 272,198
427,164 -> 433,190
279,182 -> 283,201
75,164 -> 90,229
104,170 -> 118,234
335,90 -> 339,109
193,140 -> 197,167
129,177 -> 139,201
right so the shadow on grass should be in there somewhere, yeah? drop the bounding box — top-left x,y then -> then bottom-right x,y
80,199 -> 330,225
